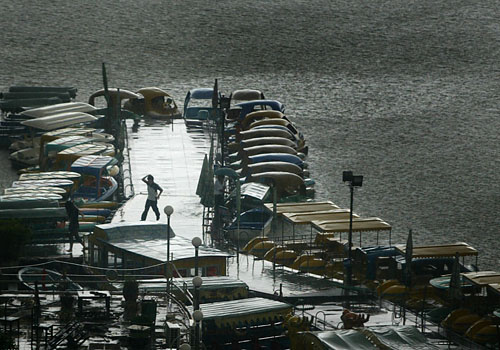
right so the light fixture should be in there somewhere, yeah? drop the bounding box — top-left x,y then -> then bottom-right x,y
192,237 -> 202,248
193,309 -> 204,322
192,276 -> 203,288
164,205 -> 174,216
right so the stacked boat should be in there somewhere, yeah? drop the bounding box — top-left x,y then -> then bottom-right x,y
0,92 -> 123,243
5,100 -> 113,171
0,86 -> 79,147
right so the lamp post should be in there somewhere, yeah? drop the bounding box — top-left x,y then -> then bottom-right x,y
192,276 -> 203,350
342,171 -> 363,296
164,205 -> 174,296
192,237 -> 202,277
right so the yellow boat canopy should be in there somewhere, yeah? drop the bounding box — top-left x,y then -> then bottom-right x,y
282,209 -> 358,225
312,217 -> 391,233
264,201 -> 340,215
396,242 -> 478,258
137,87 -> 173,99
462,271 -> 500,286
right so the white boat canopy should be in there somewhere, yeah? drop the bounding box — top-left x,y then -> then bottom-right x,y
20,102 -> 98,118
21,112 -> 98,130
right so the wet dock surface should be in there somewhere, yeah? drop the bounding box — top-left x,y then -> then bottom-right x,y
103,119 -> 465,349
113,120 -> 351,298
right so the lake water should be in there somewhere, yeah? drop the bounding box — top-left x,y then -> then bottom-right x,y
0,0 -> 498,268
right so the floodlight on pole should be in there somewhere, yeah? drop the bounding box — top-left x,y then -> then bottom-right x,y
342,171 -> 363,296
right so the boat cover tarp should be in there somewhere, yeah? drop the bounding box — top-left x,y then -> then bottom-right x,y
395,242 -> 478,258
312,217 -> 391,232
310,325 -> 439,350
94,222 -> 230,262
188,297 -> 292,327
264,201 -> 339,214
282,210 -> 358,225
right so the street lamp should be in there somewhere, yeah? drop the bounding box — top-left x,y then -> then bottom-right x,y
164,205 -> 174,295
192,237 -> 202,278
342,171 -> 363,292
192,277 -> 203,350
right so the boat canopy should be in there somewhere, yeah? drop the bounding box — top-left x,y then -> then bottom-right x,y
0,194 -> 61,209
229,89 -> 265,102
128,276 -> 249,298
12,178 -> 74,189
94,221 -> 175,239
42,127 -> 96,139
264,201 -> 339,215
55,143 -> 115,170
58,143 -> 112,156
188,297 -> 292,328
395,242 -> 478,258
43,135 -> 99,170
3,186 -> 67,195
44,135 -> 92,155
189,88 -> 214,99
240,182 -> 270,201
20,102 -> 97,118
93,222 -> 231,263
175,275 -> 248,291
21,112 -> 98,130
137,87 -> 173,98
71,155 -> 117,177
462,271 -> 500,286
19,171 -> 81,182
305,325 -> 440,350
312,217 -> 391,232
282,209 -> 358,225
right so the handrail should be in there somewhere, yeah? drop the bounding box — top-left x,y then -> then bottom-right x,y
314,310 -> 327,330
120,121 -> 134,198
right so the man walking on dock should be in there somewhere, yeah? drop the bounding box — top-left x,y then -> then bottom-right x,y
65,198 -> 84,252
141,174 -> 163,221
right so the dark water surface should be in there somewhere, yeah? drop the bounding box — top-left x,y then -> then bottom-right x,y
0,1 -> 498,267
